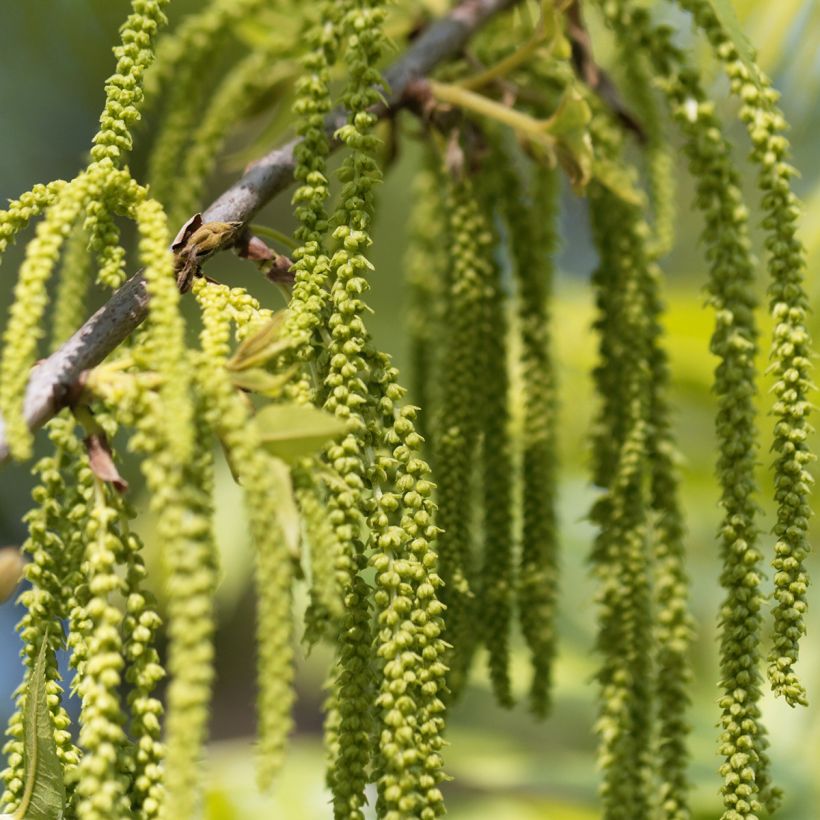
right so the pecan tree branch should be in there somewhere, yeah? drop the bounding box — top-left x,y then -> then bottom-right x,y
566,0 -> 646,142
0,0 -> 519,463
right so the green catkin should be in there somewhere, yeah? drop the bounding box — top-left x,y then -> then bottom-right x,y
0,180 -> 68,260
298,472 -> 346,646
84,183 -> 127,289
51,220 -> 93,350
319,4 -> 386,817
607,38 -> 694,807
404,163 -> 447,443
473,168 -> 515,710
642,234 -> 693,820
493,143 -> 560,718
587,125 -> 656,819
111,339 -> 216,820
193,278 -> 295,788
284,0 -> 346,651
620,49 -> 676,258
0,417 -> 85,813
90,0 -> 170,167
367,353 -> 448,820
597,4 -> 778,814
73,473 -> 132,820
310,2 -> 448,814
133,195 -> 194,464
434,166 -> 492,699
120,515 -> 165,819
677,0 -> 814,711
285,0 -> 346,399
139,404 -> 218,820
0,175 -> 90,460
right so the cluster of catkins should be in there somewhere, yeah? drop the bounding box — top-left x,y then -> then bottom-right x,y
0,1 -> 814,819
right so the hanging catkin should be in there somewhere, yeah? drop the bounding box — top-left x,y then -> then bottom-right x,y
588,117 -> 657,819
676,0 -> 814,711
51,220 -> 93,349
490,137 -> 560,717
433,160 -> 492,699
405,161 -> 447,443
474,170 -> 515,710
318,2 -> 383,815
194,279 -> 297,788
596,4 -> 780,814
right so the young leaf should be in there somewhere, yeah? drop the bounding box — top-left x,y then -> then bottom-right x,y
542,88 -> 593,188
229,367 -> 297,398
226,313 -> 294,371
253,404 -> 346,464
13,638 -> 66,820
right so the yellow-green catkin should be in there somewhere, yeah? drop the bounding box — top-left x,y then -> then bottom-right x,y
193,278 -> 295,788
596,5 -> 779,814
620,48 -> 676,258
471,161 -> 515,710
587,122 -> 656,819
677,0 -> 814,711
298,472 -> 345,646
90,0 -> 170,167
51,220 -> 93,349
642,229 -> 693,820
84,186 -> 127,289
492,140 -> 560,717
111,345 -> 215,820
0,175 -> 90,460
0,417 -> 85,813
285,0 -> 346,399
367,351 -> 448,820
0,180 -> 68,260
434,166 -> 492,699
404,162 -> 447,444
133,196 -> 194,464
120,515 -> 165,819
72,473 -> 132,820
601,27 -> 694,804
320,5 -> 384,814
283,0 -> 346,649
139,399 -> 218,820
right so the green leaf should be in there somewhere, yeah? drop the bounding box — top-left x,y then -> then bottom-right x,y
226,314 -> 294,371
253,404 -> 346,465
542,89 -> 593,188
229,367 -> 296,398
13,637 -> 65,820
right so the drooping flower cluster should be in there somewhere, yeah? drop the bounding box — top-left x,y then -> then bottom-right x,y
0,1 -> 814,819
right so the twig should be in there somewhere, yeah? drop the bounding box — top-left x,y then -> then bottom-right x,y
0,0 -> 519,463
566,1 -> 646,142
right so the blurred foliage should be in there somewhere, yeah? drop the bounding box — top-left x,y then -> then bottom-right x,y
0,1 -> 818,818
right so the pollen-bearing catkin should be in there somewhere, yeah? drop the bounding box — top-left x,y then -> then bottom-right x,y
434,166 -> 493,700
587,117 -> 657,819
676,0 -> 814,712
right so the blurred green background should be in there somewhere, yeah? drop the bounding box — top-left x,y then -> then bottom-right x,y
1,1 -> 820,817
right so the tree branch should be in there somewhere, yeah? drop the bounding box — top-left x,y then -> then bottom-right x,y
0,0 -> 519,464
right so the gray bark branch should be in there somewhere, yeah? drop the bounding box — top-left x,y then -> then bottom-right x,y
0,0 -> 518,463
